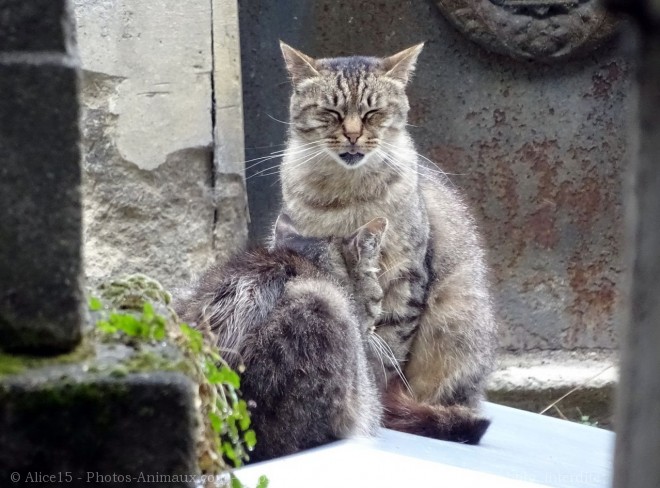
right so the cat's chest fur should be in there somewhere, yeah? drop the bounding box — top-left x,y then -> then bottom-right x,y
282,159 -> 427,283
282,158 -> 432,365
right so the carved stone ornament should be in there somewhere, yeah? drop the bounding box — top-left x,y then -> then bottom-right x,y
435,0 -> 620,62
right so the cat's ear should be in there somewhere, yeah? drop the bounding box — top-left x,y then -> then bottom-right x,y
347,217 -> 388,263
274,213 -> 301,243
383,43 -> 424,85
280,41 -> 320,85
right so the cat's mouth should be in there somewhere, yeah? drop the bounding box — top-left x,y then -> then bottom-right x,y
338,152 -> 365,166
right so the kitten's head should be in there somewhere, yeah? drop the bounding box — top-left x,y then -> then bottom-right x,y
280,42 -> 423,169
273,213 -> 387,282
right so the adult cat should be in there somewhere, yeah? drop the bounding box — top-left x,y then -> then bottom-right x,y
278,42 -> 497,407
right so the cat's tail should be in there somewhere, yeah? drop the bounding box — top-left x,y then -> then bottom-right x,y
381,378 -> 491,445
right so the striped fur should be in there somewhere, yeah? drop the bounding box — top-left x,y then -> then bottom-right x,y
279,43 -> 497,408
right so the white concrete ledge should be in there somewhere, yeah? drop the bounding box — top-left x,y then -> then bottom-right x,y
236,403 -> 614,488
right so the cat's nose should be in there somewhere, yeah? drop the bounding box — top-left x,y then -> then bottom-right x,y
343,116 -> 362,145
344,131 -> 361,144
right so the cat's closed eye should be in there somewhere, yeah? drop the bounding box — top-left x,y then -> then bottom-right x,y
362,109 -> 380,122
323,108 -> 343,122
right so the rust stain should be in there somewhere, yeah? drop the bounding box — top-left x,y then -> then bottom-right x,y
565,258 -> 618,347
427,144 -> 467,176
426,114 -> 624,350
524,204 -> 559,250
588,61 -> 623,101
513,140 -> 562,249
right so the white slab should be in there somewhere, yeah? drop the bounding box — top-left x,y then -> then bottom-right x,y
235,403 -> 614,488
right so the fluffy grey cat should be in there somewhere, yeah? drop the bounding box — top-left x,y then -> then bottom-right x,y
278,42 -> 497,408
176,214 -> 489,463
176,215 -> 385,462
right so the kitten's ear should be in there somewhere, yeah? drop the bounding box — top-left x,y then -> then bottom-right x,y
280,41 -> 320,85
383,43 -> 424,85
274,213 -> 301,243
348,217 -> 388,262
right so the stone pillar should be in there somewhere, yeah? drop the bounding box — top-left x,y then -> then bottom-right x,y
73,0 -> 217,289
213,0 -> 249,264
0,0 -> 83,352
606,1 -> 660,487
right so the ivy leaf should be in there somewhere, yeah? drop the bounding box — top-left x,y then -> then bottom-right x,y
256,475 -> 270,488
230,474 -> 245,488
209,411 -> 223,434
180,323 -> 203,353
223,440 -> 238,464
244,429 -> 257,449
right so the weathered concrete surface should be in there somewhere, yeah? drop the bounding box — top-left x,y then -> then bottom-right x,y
0,371 -> 199,486
488,350 -> 617,427
213,0 -> 249,265
73,1 -> 217,289
239,0 -> 633,351
0,0 -> 83,352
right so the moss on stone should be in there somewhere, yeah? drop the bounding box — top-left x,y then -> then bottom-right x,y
0,379 -> 130,422
0,339 -> 94,377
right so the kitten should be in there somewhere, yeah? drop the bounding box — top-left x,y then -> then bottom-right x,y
176,214 -> 490,463
278,42 -> 497,408
175,215 -> 386,462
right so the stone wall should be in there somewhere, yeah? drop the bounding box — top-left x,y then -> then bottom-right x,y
73,0 -> 247,289
239,0 -> 633,352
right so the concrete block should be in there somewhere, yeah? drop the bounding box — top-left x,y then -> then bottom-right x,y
0,371 -> 198,486
0,61 -> 83,353
0,0 -> 74,53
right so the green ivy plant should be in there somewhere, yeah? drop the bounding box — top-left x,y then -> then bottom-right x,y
90,274 -> 266,487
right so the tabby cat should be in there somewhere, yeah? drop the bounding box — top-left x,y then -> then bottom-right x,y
176,214 -> 489,463
278,42 -> 497,408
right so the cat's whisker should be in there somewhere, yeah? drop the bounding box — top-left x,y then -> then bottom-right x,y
378,146 -> 461,190
253,147 -> 325,171
248,149 -> 325,180
244,149 -> 322,173
244,141 -> 325,169
380,141 -> 468,177
369,334 -> 391,387
371,331 -> 414,397
247,153 -> 317,180
266,113 -> 295,125
270,149 -> 326,176
368,334 -> 388,384
375,149 -> 414,183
